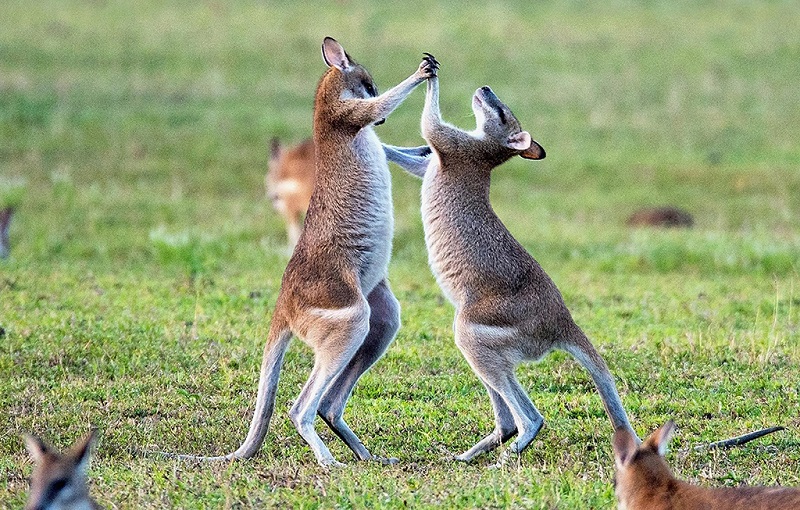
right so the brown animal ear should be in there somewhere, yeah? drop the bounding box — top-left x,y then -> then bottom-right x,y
612,428 -> 638,468
69,430 -> 97,474
321,37 -> 351,71
519,139 -> 545,160
23,434 -> 50,462
269,138 -> 282,160
644,420 -> 676,457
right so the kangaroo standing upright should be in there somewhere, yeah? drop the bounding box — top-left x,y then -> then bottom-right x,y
266,137 -> 431,250
417,73 -> 638,466
24,431 -> 102,510
184,39 -> 437,467
613,421 -> 800,510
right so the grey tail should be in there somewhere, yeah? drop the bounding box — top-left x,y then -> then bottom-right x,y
561,324 -> 640,443
694,426 -> 785,451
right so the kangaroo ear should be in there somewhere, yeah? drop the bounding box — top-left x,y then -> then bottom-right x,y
519,139 -> 545,160
23,434 -> 50,462
70,430 -> 96,473
321,37 -> 351,71
644,420 -> 676,457
269,137 -> 282,160
612,428 -> 638,468
506,131 -> 531,151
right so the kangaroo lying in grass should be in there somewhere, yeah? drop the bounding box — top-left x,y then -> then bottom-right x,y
613,421 -> 800,510
24,431 -> 101,510
417,69 -> 639,466
267,138 -> 431,250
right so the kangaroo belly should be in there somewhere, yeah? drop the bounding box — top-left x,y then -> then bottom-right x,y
352,127 -> 394,293
420,166 -> 464,306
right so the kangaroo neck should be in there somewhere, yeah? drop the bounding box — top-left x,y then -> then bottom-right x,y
425,161 -> 493,213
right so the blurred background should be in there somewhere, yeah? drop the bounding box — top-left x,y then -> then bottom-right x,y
1,1 -> 799,507
1,0 -> 798,272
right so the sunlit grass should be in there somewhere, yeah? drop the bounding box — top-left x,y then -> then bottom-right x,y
1,0 -> 799,508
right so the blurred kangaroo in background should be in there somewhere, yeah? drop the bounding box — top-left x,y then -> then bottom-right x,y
626,206 -> 694,228
0,206 -> 13,259
266,138 -> 431,250
613,421 -> 800,510
267,138 -> 315,250
24,431 -> 101,510
417,72 -> 639,466
177,38 -> 437,467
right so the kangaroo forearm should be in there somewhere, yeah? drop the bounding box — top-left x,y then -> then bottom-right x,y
422,77 -> 467,147
383,144 -> 431,178
339,73 -> 424,128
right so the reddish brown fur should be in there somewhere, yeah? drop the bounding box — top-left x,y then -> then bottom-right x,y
266,138 -> 315,249
613,422 -> 800,510
626,206 -> 694,228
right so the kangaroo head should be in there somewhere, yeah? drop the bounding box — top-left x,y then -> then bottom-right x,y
612,421 -> 676,509
471,86 -> 545,162
321,37 -> 384,124
24,431 -> 96,510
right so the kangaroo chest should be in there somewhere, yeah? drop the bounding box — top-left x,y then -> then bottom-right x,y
420,164 -> 470,305
349,127 -> 394,292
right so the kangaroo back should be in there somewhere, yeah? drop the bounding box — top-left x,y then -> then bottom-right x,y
613,421 -> 800,510
24,431 -> 101,510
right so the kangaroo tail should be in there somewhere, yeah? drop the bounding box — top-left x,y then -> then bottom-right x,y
150,319 -> 293,461
561,324 -> 640,443
693,425 -> 785,451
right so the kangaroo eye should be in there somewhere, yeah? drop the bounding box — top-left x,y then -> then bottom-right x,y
361,80 -> 377,97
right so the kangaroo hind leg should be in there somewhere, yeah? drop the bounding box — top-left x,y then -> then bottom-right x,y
317,280 -> 401,463
455,322 -> 544,467
288,301 -> 370,467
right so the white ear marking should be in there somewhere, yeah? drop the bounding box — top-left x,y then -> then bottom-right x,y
506,131 -> 531,150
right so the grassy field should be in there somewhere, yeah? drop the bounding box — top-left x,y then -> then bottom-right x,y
1,0 -> 799,508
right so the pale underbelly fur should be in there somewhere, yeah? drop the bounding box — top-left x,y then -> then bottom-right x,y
354,127 -> 393,294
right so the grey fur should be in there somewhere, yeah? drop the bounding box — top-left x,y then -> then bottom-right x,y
418,76 -> 638,466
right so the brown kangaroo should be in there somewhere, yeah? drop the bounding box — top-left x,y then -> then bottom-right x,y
613,421 -> 800,510
417,71 -> 639,467
24,431 -> 102,510
170,38 -> 437,467
266,138 -> 315,250
266,138 -> 432,250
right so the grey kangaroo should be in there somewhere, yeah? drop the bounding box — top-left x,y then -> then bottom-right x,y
171,38 -> 437,467
418,72 -> 639,466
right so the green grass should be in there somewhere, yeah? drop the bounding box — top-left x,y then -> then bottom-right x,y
1,0 -> 799,508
